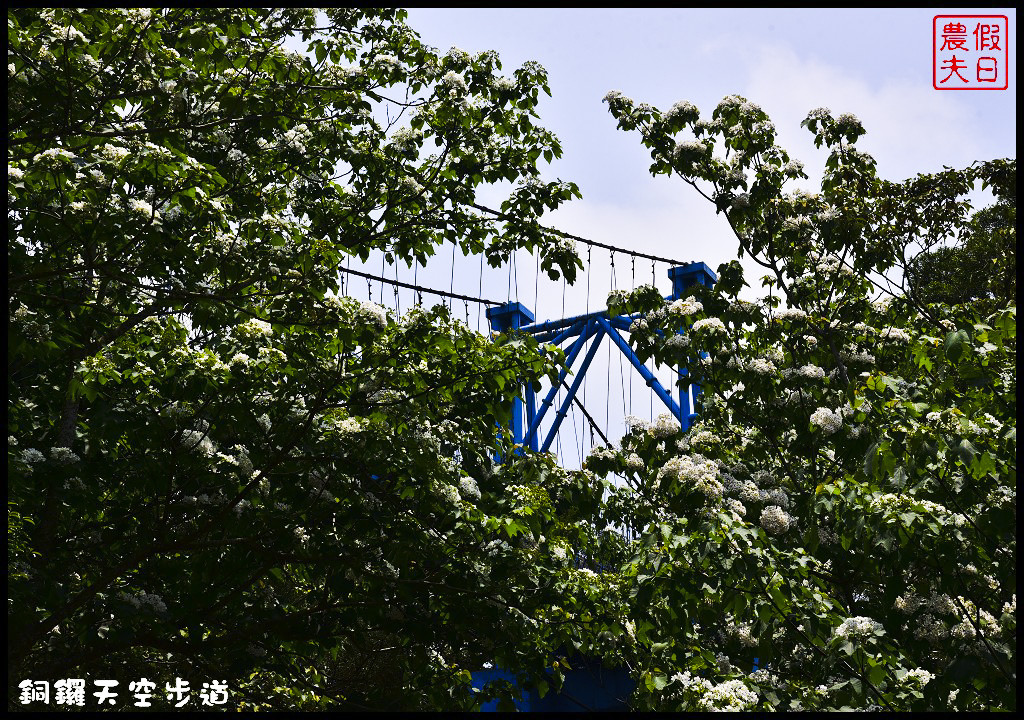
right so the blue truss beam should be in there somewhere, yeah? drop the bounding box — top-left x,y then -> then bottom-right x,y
487,262 -> 718,455
541,328 -> 605,453
595,316 -> 684,423
524,319 -> 598,451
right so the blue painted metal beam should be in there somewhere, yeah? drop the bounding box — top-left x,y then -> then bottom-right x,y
541,329 -> 605,453
487,302 -> 537,453
595,316 -> 683,421
667,263 -> 717,429
523,319 -> 597,450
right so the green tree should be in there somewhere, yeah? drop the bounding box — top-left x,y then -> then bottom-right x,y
8,8 -> 611,710
907,184 -> 1016,313
591,93 -> 1016,711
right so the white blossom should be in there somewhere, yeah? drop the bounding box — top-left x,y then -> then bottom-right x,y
810,407 -> 842,435
668,298 -> 703,316
49,446 -> 81,465
691,317 -> 726,334
459,476 -> 481,501
440,70 -> 467,93
760,505 -> 791,535
797,364 -> 825,380
664,100 -> 698,123
20,448 -> 46,464
834,616 -> 883,639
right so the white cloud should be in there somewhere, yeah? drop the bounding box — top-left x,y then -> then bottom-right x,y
742,44 -> 983,184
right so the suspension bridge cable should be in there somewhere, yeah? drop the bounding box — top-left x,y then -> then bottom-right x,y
394,267 -> 400,315
449,240 -> 457,311
470,202 -> 693,267
477,253 -> 484,332
622,258 -> 630,417
582,247 -> 591,409
340,265 -> 504,307
606,251 -> 613,435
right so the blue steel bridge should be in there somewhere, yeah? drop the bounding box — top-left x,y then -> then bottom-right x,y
342,237 -> 718,711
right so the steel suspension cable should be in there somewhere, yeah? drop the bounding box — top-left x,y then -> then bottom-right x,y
470,202 -> 692,267
340,265 -> 503,307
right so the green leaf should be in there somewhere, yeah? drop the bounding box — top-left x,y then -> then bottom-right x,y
944,329 -> 969,362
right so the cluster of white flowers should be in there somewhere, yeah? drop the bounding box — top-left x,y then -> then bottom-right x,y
760,487 -> 790,509
358,301 -> 387,330
651,413 -> 680,438
901,668 -> 934,688
33,148 -> 76,167
236,318 -> 273,339
664,334 -> 690,351
841,346 -> 875,364
748,358 -> 776,375
668,298 -> 703,316
440,70 -> 467,94
121,591 -> 167,614
97,143 -> 131,164
333,416 -> 366,438
492,75 -> 516,91
810,407 -> 842,435
759,505 -> 792,535
775,307 -> 807,321
550,543 -> 569,564
20,448 -> 46,464
728,623 -> 758,647
390,126 -> 421,152
834,616 -> 883,639
878,327 -> 911,342
665,100 -> 699,123
458,476 -> 481,501
783,159 -> 805,177
730,300 -> 758,315
528,224 -> 563,251
255,413 -> 272,433
737,479 -> 761,504
894,591 -> 956,616
127,198 -> 155,219
180,429 -> 215,457
687,429 -> 717,448
696,679 -> 759,711
436,483 -> 461,506
730,193 -> 750,209
624,416 -> 650,433
49,446 -> 80,465
281,123 -> 312,153
587,445 -> 617,463
782,215 -> 812,231
796,364 -> 825,380
674,139 -> 707,163
869,493 -> 955,523
872,295 -> 894,312
912,614 -> 951,643
625,453 -> 645,470
659,454 -> 723,500
9,165 -> 24,181
374,53 -> 400,71
691,317 -> 726,334
726,498 -> 746,517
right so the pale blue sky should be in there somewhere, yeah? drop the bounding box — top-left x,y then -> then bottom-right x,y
345,9 -> 1017,463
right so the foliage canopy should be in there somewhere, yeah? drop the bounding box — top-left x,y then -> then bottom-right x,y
8,7 -> 1016,713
